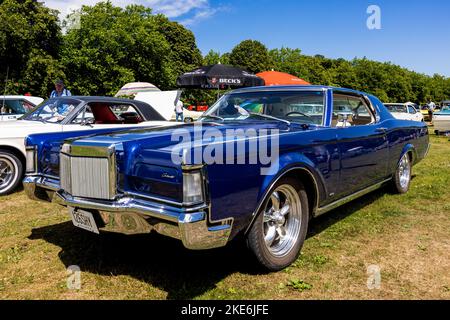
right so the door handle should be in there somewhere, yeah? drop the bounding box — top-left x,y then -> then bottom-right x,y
376,127 -> 388,133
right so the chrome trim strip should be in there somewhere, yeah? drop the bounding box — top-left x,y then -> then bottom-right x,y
123,190 -> 207,212
314,178 -> 391,217
54,191 -> 180,223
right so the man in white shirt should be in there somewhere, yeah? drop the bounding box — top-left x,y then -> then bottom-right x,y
175,99 -> 184,122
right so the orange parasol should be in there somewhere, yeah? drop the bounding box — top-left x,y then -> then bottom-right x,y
256,71 -> 310,86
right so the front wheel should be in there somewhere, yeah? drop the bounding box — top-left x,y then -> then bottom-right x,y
246,178 -> 309,271
392,153 -> 411,194
0,151 -> 23,196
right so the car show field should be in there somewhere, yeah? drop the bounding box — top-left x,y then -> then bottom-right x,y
0,134 -> 448,300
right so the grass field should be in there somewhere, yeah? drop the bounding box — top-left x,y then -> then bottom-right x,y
0,135 -> 449,300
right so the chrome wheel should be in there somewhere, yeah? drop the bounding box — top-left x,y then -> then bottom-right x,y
262,184 -> 302,258
0,157 -> 15,192
398,154 -> 411,189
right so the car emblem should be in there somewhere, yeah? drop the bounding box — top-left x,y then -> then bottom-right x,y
161,173 -> 175,179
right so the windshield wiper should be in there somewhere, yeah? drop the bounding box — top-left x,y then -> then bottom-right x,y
248,113 -> 291,126
200,114 -> 224,121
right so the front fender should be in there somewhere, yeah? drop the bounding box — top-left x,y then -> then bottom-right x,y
0,138 -> 27,157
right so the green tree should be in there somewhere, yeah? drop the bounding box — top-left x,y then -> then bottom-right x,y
0,0 -> 62,95
229,40 -> 272,73
61,2 -> 203,96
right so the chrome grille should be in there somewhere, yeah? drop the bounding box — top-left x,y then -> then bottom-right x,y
60,150 -> 116,200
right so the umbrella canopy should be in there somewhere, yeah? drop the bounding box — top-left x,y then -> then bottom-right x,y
256,71 -> 310,86
115,82 -> 161,97
177,64 -> 265,89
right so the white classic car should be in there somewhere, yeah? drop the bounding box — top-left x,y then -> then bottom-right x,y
0,96 -> 173,195
0,95 -> 44,121
384,103 -> 424,122
134,91 -> 204,122
433,105 -> 450,134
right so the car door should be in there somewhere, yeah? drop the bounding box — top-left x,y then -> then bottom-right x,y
332,92 -> 389,196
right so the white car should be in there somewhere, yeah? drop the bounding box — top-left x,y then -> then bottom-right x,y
171,107 -> 204,122
384,103 -> 424,122
0,96 -> 172,195
0,96 -> 44,121
134,90 -> 204,122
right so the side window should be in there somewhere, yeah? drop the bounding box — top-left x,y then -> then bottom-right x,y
331,94 -> 374,127
71,103 -> 145,125
408,106 -> 416,114
110,104 -> 143,123
0,100 -> 30,114
71,105 -> 94,124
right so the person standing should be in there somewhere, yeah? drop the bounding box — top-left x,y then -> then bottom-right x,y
50,79 -> 72,98
175,99 -> 184,122
428,100 -> 436,123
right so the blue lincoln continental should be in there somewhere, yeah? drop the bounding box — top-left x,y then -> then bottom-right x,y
24,86 -> 429,270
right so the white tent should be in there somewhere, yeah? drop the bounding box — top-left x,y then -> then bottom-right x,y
115,82 -> 160,97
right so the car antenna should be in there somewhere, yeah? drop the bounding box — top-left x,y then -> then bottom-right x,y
1,66 -> 9,116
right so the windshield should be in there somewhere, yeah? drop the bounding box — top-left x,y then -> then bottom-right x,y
21,98 -> 81,123
201,91 -> 325,125
386,104 -> 407,113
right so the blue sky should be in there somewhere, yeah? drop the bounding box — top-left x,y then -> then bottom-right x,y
45,0 -> 450,77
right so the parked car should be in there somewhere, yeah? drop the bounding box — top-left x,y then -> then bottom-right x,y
433,105 -> 450,134
171,106 -> 204,122
384,103 -> 424,122
0,96 -> 172,196
0,95 -> 44,121
24,86 -> 429,271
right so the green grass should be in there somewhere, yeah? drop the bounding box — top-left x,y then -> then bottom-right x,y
0,135 -> 449,300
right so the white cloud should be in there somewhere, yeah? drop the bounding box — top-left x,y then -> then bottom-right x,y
43,0 -> 219,23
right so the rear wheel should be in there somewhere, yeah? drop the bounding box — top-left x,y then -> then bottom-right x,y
246,178 -> 309,271
184,117 -> 194,123
392,153 -> 411,194
0,151 -> 23,196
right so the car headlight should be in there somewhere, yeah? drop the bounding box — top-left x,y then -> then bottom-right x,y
183,171 -> 204,205
26,146 -> 37,174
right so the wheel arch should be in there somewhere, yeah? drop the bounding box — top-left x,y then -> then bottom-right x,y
400,143 -> 416,165
244,165 -> 322,235
0,145 -> 26,166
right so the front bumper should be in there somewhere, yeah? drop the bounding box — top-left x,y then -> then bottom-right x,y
23,175 -> 233,250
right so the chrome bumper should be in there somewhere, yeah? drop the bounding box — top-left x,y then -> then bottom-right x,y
23,176 -> 59,203
23,175 -> 233,250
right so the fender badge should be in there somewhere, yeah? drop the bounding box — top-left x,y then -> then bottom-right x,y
162,173 -> 175,179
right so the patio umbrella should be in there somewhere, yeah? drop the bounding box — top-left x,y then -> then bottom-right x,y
115,82 -> 161,97
256,71 -> 310,86
177,64 -> 265,89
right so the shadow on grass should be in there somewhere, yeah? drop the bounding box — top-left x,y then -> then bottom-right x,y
307,188 -> 386,238
28,184 -> 398,299
29,221 -> 257,299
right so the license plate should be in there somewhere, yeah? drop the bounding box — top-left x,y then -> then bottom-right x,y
68,207 -> 99,234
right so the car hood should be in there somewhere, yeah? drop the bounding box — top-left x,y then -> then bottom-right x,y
0,120 -> 60,138
67,121 -> 299,153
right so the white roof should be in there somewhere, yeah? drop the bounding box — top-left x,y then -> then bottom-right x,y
1,95 -> 44,106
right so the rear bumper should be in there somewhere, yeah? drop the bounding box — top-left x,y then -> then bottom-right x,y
23,175 -> 233,250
